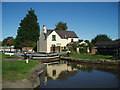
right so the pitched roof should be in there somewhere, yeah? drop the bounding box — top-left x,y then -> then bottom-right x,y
46,29 -> 78,39
95,40 -> 120,46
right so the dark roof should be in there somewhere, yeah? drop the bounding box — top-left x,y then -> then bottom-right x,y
67,41 -> 79,46
95,40 -> 120,46
67,40 -> 84,46
46,29 -> 78,39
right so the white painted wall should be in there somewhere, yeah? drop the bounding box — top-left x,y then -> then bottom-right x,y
79,41 -> 88,46
37,30 -> 79,53
67,38 -> 79,43
46,31 -> 79,53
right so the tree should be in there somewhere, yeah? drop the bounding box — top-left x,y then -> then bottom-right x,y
2,37 -> 14,46
91,34 -> 112,45
85,40 -> 94,52
78,44 -> 87,53
55,22 -> 68,31
14,8 -> 40,49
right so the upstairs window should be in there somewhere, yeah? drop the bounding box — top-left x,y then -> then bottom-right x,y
52,35 -> 56,41
71,39 -> 74,42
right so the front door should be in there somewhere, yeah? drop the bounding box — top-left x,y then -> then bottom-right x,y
52,46 -> 56,53
51,45 -> 56,53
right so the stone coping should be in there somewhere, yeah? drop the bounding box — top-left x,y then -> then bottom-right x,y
60,57 -> 120,65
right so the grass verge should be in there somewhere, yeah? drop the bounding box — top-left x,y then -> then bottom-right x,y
2,60 -> 38,81
62,52 -> 115,60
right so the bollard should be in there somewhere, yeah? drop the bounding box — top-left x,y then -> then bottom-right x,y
26,59 -> 29,64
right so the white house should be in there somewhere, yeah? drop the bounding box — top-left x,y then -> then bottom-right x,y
37,25 -> 79,53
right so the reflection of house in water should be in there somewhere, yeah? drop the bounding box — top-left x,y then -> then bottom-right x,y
46,62 -> 78,80
41,61 -> 119,86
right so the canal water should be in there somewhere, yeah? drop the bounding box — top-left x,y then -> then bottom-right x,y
37,60 -> 119,88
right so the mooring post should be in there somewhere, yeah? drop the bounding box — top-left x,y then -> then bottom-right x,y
24,52 -> 29,64
26,58 -> 29,64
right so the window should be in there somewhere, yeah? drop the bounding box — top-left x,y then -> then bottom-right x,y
52,35 -> 56,41
52,70 -> 56,76
71,39 -> 74,42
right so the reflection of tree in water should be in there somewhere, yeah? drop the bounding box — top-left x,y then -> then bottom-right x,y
68,62 -> 94,72
67,61 -> 120,78
79,66 -> 94,72
95,65 -> 120,79
78,63 -> 120,79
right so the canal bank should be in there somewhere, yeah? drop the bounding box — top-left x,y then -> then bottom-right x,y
60,56 -> 120,65
2,61 -> 46,88
28,62 -> 46,88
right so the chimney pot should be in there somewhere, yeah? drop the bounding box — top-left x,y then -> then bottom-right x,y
43,25 -> 47,33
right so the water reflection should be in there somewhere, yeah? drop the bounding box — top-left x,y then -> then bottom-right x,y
38,60 -> 119,88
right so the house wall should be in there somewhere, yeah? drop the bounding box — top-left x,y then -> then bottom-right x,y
37,31 -> 79,53
37,32 -> 47,52
67,38 -> 79,43
47,31 -> 67,53
46,31 -> 79,53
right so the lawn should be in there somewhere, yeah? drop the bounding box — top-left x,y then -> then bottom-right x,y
63,52 -> 115,60
2,60 -> 38,81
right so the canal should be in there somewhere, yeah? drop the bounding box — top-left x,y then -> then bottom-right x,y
35,60 -> 120,88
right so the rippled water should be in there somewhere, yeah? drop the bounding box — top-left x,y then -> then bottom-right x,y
37,60 -> 119,88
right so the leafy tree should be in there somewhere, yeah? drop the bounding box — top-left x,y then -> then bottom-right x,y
68,44 -> 77,53
85,40 -> 94,52
2,37 -> 14,46
78,44 -> 87,53
91,34 -> 112,45
55,22 -> 68,31
15,8 -> 40,49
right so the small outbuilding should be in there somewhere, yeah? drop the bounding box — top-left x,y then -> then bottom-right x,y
95,39 -> 120,59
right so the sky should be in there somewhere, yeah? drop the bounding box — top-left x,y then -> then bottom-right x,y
2,2 -> 118,41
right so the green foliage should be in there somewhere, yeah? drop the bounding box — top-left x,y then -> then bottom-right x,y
2,60 -> 38,81
78,44 -> 87,53
91,34 -> 112,45
55,22 -> 68,31
85,40 -> 94,52
2,37 -> 14,46
15,8 -> 40,49
69,44 -> 77,52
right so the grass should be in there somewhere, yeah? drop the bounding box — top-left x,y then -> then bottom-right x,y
62,52 -> 115,60
2,60 -> 38,81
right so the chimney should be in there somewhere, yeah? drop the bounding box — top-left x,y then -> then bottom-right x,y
42,25 -> 47,33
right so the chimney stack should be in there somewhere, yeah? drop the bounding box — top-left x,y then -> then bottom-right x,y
42,25 -> 47,33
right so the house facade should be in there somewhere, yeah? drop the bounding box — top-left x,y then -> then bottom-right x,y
37,25 -> 79,53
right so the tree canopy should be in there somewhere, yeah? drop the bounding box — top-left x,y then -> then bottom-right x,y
55,22 -> 68,31
85,40 -> 94,52
2,37 -> 15,46
14,8 -> 40,49
91,34 -> 112,45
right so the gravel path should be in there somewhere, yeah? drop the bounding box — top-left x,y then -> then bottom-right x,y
2,79 -> 33,88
